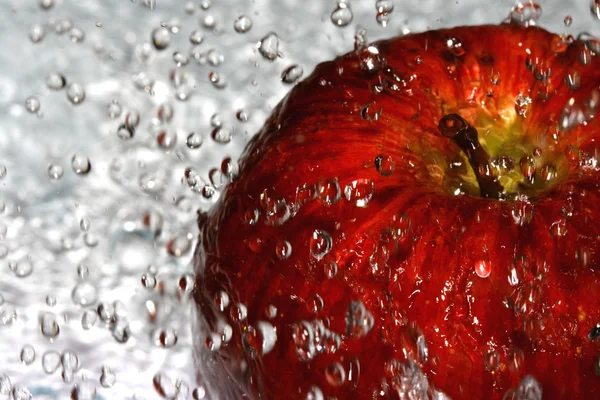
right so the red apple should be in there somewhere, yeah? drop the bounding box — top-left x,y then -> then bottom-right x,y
193,24 -> 600,399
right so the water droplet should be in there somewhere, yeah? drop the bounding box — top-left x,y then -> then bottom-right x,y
344,179 -> 374,207
157,130 -> 178,150
189,30 -> 203,45
445,36 -> 464,57
111,319 -> 131,343
107,100 -> 122,119
592,0 -> 600,20
234,15 -> 253,33
81,309 -> 97,330
514,94 -> 532,117
0,165 -> 6,180
68,26 -> 85,43
316,178 -> 341,205
484,349 -> 500,371
40,312 -> 60,339
540,164 -> 557,181
47,164 -> 64,180
66,83 -> 85,105
97,302 -> 116,323
206,49 -> 224,66
309,229 -> 332,261
100,365 -> 116,388
46,295 -> 56,306
141,273 -> 157,289
281,65 -> 303,84
512,197 -> 534,226
258,32 -> 280,61
117,123 -> 135,140
325,362 -> 346,387
29,24 -> 45,43
152,27 -> 171,50
71,282 -> 98,307
45,72 -> 67,91
475,259 -> 492,278
12,386 -> 32,400
192,386 -> 206,400
358,45 -> 382,72
345,300 -> 374,337
564,15 -> 573,26
157,327 -> 178,348
172,51 -> 189,67
42,351 -> 61,374
331,1 -> 353,27
25,96 -> 40,113
211,126 -> 232,144
125,110 -> 140,127
550,218 -> 568,237
509,2 -> 542,27
0,375 -> 10,395
275,239 -> 292,260
61,350 -> 80,373
208,71 -> 227,89
71,154 -> 91,175
205,332 -> 222,351
10,259 -> 33,278
230,303 -> 248,322
361,102 -> 382,121
39,0 -> 54,9
306,294 -> 324,314
20,345 -> 35,365
167,235 -> 192,257
324,261 -> 338,279
375,155 -> 396,176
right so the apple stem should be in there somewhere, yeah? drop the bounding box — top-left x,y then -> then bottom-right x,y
438,114 -> 505,199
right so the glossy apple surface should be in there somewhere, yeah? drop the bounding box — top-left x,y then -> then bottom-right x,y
194,24 -> 600,399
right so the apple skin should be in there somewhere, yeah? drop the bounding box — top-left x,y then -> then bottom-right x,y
193,24 -> 600,399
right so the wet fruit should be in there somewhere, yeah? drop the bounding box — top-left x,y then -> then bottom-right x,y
194,24 -> 600,399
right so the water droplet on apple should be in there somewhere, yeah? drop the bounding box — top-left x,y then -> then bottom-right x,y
375,154 -> 396,176
325,362 -> 346,387
306,294 -> 324,314
344,179 -> 374,207
292,321 -> 317,361
445,36 -> 464,57
213,291 -> 230,312
550,218 -> 567,237
305,385 -> 324,400
512,197 -> 534,226
275,239 -> 292,260
309,229 -> 332,261
360,103 -> 382,121
316,178 -> 341,205
484,350 -> 500,371
230,303 -> 248,321
358,46 -> 382,72
346,300 -> 374,337
475,259 -> 492,278
514,94 -> 532,117
324,261 -> 338,279
520,155 -> 536,182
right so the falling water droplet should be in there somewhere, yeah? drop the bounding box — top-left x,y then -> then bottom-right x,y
331,1 -> 353,27
258,33 -> 279,61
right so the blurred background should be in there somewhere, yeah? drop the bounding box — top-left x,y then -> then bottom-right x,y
0,0 -> 597,399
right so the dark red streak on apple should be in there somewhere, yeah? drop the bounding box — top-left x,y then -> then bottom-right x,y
194,24 -> 600,400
